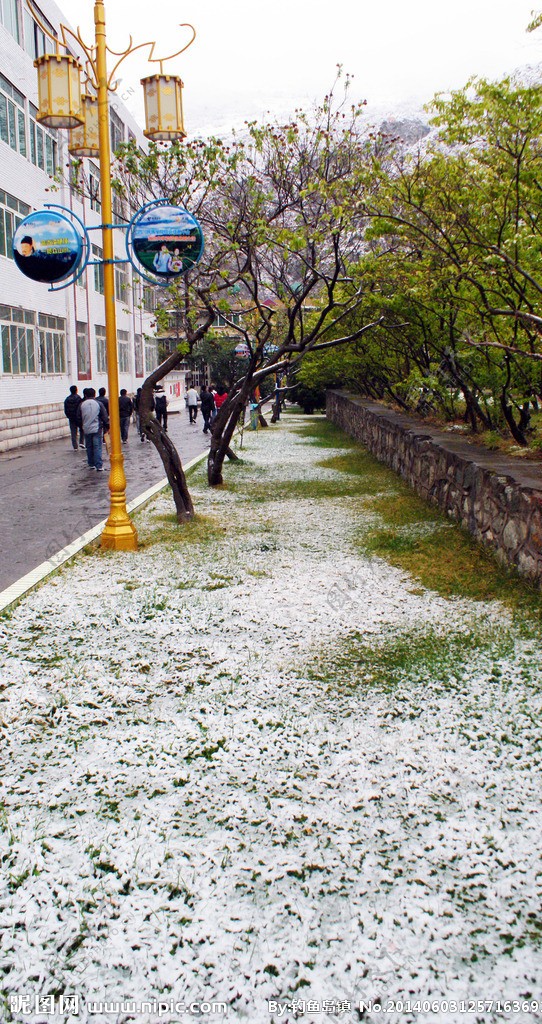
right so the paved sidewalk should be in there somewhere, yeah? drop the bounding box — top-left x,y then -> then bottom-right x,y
0,411 -> 208,592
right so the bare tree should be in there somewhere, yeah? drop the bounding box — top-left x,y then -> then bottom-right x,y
113,77 -> 385,506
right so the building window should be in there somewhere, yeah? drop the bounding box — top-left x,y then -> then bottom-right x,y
144,336 -> 158,373
0,0 -> 20,43
117,329 -> 130,373
110,108 -> 124,154
214,312 -> 241,328
0,305 -> 36,374
88,161 -> 101,212
69,159 -> 82,196
45,131 -> 55,174
23,5 -> 56,58
92,243 -> 104,294
95,324 -> 107,373
29,103 -> 57,174
0,75 -> 26,157
76,321 -> 91,379
38,313 -> 66,374
142,285 -> 155,313
115,262 -> 130,305
134,333 -> 144,377
112,190 -> 126,222
167,310 -> 183,334
0,190 -> 30,260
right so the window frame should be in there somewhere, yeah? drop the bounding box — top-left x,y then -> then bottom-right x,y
117,329 -> 130,374
95,324 -> 107,373
0,190 -> 30,260
0,75 -> 26,156
0,0 -> 20,44
92,243 -> 104,294
0,306 -> 36,376
76,320 -> 91,380
38,312 -> 66,375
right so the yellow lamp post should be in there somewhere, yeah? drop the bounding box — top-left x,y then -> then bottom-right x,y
92,0 -> 136,549
27,0 -> 196,551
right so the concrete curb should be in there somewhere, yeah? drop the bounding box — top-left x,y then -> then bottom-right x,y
0,449 -> 209,614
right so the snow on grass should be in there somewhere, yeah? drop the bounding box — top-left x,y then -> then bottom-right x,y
0,414 -> 541,1024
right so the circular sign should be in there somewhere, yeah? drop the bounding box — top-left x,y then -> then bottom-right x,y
130,203 -> 204,278
13,210 -> 83,284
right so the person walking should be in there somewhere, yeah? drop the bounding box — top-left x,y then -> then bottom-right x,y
200,385 -> 215,434
77,388 -> 109,471
154,386 -> 168,431
186,385 -> 199,424
209,385 -> 218,424
134,386 -> 154,441
97,387 -> 110,455
214,386 -> 228,413
119,388 -> 133,442
64,385 -> 85,450
134,387 -> 143,438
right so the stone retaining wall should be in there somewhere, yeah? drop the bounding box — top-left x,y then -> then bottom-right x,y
0,404 -> 66,453
327,391 -> 542,586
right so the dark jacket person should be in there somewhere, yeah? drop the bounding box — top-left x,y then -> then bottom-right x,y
64,385 -> 85,450
119,389 -> 134,443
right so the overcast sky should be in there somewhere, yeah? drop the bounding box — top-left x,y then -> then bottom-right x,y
66,0 -> 541,134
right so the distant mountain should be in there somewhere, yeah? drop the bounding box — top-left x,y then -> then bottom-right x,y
188,62 -> 542,143
511,61 -> 542,86
377,118 -> 431,144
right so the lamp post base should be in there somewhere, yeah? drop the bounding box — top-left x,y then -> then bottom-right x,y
100,516 -> 138,550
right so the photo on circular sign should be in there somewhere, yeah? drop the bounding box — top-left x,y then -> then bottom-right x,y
13,210 -> 84,284
131,204 -> 204,278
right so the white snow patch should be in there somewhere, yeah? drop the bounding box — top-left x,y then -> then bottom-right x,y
0,414 -> 541,1023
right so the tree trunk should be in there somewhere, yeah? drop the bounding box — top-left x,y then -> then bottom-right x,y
208,399 -> 243,485
500,393 -> 528,446
140,385 -> 194,521
519,401 -> 531,436
142,418 -> 195,520
270,385 -> 281,423
463,392 -> 478,432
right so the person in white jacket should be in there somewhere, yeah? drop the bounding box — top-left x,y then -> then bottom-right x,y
186,386 -> 199,424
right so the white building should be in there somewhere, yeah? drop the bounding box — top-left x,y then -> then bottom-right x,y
0,0 -> 159,452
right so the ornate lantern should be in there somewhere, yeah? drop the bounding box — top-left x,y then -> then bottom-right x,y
68,94 -> 99,157
141,74 -> 185,141
34,53 -> 84,129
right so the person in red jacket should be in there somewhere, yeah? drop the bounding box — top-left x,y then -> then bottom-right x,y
214,387 -> 228,411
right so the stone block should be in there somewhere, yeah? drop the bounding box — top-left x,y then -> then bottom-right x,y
517,549 -> 540,580
502,519 -> 523,553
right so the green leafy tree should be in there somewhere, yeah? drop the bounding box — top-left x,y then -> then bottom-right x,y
344,76 -> 542,442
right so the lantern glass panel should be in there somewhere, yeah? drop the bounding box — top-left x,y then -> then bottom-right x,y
68,95 -> 99,157
141,74 -> 185,141
34,54 -> 83,129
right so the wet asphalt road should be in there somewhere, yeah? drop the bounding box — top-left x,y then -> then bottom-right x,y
0,411 -> 208,593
